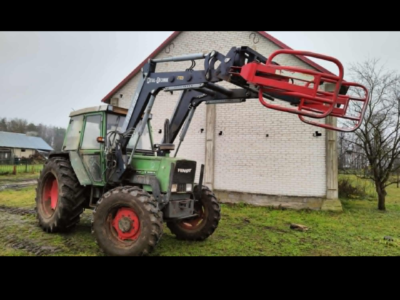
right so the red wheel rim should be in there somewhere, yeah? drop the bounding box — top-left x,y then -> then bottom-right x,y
179,202 -> 206,230
111,208 -> 140,240
42,174 -> 58,217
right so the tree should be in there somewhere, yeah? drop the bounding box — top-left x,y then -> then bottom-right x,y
9,118 -> 27,133
0,118 -> 8,131
27,122 -> 38,134
343,58 -> 400,210
52,127 -> 66,151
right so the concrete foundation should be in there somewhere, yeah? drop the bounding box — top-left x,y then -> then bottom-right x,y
214,190 -> 342,211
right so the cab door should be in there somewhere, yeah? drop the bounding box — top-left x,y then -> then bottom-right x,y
79,113 -> 105,185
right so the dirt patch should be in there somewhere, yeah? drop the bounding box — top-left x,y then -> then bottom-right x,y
264,226 -> 289,234
0,205 -> 98,256
3,234 -> 61,255
0,180 -> 38,191
0,208 -> 61,255
0,178 -> 37,182
0,205 -> 36,216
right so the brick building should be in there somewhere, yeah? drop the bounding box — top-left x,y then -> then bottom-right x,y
101,31 -> 341,211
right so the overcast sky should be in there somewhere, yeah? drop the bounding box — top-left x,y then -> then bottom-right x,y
1,31 -> 399,128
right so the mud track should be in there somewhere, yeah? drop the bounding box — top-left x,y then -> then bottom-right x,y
0,180 -> 38,191
0,205 -> 36,216
3,234 -> 62,255
0,202 -> 100,256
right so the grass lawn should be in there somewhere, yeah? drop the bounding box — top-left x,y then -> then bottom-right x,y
0,164 -> 43,176
0,174 -> 399,256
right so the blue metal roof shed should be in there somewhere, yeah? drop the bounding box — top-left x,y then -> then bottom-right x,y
0,131 -> 53,151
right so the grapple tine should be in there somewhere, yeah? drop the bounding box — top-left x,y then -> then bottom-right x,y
298,82 -> 369,132
236,49 -> 369,132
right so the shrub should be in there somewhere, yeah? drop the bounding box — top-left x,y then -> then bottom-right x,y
338,176 -> 376,200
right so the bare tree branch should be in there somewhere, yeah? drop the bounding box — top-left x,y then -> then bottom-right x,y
340,58 -> 400,210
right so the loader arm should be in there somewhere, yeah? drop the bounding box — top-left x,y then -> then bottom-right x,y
109,46 -> 369,183
118,46 -> 305,152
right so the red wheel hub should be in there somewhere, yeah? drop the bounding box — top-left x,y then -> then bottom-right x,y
42,175 -> 58,217
180,203 -> 205,230
112,208 -> 140,240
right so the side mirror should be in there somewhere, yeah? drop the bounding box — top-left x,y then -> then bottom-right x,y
97,137 -> 105,143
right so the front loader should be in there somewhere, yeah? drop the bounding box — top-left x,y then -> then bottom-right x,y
35,46 -> 369,256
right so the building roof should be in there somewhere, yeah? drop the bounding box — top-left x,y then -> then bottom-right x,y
0,131 -> 53,151
101,31 -> 335,103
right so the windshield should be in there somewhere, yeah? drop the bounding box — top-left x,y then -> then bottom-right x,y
106,114 -> 153,152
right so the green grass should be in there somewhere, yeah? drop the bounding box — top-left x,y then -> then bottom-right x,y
0,164 -> 43,176
0,175 -> 399,256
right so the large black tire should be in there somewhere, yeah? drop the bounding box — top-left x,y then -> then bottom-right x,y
35,157 -> 87,233
91,186 -> 163,256
167,185 -> 221,241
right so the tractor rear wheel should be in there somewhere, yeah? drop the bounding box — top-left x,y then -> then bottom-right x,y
35,157 -> 86,232
167,185 -> 221,241
91,186 -> 163,256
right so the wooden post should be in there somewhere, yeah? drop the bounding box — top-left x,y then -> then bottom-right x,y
12,165 -> 16,175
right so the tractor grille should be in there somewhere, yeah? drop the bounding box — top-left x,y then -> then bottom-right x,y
177,183 -> 186,192
173,160 -> 196,184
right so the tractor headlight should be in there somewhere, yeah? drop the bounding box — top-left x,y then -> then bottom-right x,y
186,184 -> 192,192
171,184 -> 178,192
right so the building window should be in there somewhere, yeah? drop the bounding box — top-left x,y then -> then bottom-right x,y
21,149 -> 26,152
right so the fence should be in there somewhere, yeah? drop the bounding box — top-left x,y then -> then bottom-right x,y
0,158 -> 44,175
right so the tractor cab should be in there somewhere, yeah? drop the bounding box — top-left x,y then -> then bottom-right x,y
62,104 -> 154,185
62,104 -> 199,221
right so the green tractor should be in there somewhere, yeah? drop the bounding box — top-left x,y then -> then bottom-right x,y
35,46 -> 368,256
35,104 -> 220,256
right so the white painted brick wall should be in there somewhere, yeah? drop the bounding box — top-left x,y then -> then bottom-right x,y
110,31 -> 329,197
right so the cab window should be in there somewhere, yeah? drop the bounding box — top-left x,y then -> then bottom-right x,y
64,115 -> 84,150
81,115 -> 102,149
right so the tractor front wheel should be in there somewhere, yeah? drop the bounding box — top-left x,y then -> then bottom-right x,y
167,185 -> 221,241
91,186 -> 163,256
